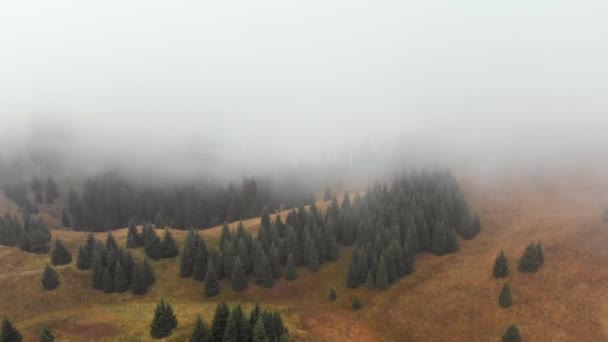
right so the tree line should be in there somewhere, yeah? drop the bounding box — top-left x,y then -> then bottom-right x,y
65,173 -> 313,231
0,212 -> 51,254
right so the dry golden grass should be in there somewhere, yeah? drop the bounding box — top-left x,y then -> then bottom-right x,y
2,170 -> 608,341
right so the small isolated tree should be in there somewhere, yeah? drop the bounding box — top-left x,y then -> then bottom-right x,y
231,257 -> 248,292
501,324 -> 521,342
352,297 -> 362,310
329,288 -> 337,301
189,315 -> 211,342
51,239 -> 72,266
518,242 -> 541,273
161,230 -> 179,258
41,264 -> 59,290
150,299 -> 178,339
285,253 -> 297,281
40,327 -> 54,342
205,261 -> 220,298
499,283 -> 513,308
493,250 -> 509,278
1,318 -> 22,342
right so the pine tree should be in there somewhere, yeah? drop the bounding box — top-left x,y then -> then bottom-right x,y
231,257 -> 248,292
254,251 -> 273,288
45,176 -> 59,204
252,318 -> 267,342
352,297 -> 362,310
161,229 -> 179,258
493,250 -> 509,278
365,271 -> 375,289
190,315 -> 211,342
126,219 -> 140,248
232,305 -> 249,342
323,187 -> 332,201
102,267 -> 113,293
205,261 -> 220,298
76,246 -> 89,270
346,258 -> 359,289
143,258 -> 156,286
131,264 -> 149,295
41,264 -> 59,290
499,283 -> 513,308
222,314 -> 237,342
431,221 -> 448,256
39,327 -> 54,342
329,288 -> 337,301
285,254 -> 297,281
91,252 -> 105,290
51,239 -> 72,266
193,244 -> 208,281
518,243 -> 541,273
1,318 -> 22,342
61,209 -> 70,228
501,324 -> 521,342
105,233 -> 118,250
307,241 -> 319,272
375,257 -> 389,290
211,303 -> 230,342
181,229 -> 199,278
113,261 -> 130,293
150,299 -> 178,339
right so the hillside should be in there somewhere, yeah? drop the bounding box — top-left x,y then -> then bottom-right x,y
2,169 -> 608,340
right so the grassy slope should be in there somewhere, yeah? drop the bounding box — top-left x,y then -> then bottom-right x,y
3,169 -> 608,341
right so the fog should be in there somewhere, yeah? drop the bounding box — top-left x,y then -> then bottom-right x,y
1,1 -> 607,182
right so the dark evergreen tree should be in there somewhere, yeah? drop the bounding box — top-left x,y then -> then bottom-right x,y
211,303 -> 230,342
41,264 -> 59,290
181,229 -> 199,278
323,187 -> 332,201
252,319 -> 267,342
193,244 -> 209,281
499,283 -> 513,308
131,264 -> 149,295
285,253 -> 297,281
329,288 -> 337,301
1,318 -> 22,342
190,315 -> 211,342
375,257 -> 389,290
39,327 -> 54,342
102,267 -> 113,293
91,252 -> 105,290
222,314 -> 237,342
231,257 -> 248,292
45,176 -> 59,204
518,242 -> 541,273
113,261 -> 130,293
346,258 -> 359,289
493,250 -> 509,278
352,297 -> 362,310
232,305 -> 249,342
307,241 -> 319,272
431,221 -> 448,256
105,233 -> 118,251
50,239 -> 72,266
150,299 -> 178,339
143,258 -> 156,286
365,270 -> 375,289
501,324 -> 521,342
61,209 -> 70,228
126,219 -> 140,248
205,261 -> 220,298
161,229 -> 179,258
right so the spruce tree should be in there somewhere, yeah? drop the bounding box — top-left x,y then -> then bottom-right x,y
232,305 -> 249,342
161,229 -> 179,258
365,271 -> 375,289
252,319 -> 267,342
91,252 -> 105,290
1,318 -> 22,342
150,299 -> 178,339
222,314 -> 237,342
205,261 -> 220,298
61,209 -> 70,228
307,241 -> 319,273
105,233 -> 118,251
493,250 -> 509,278
518,243 -> 540,273
113,261 -> 130,293
126,219 -> 140,248
499,283 -> 513,308
51,239 -> 72,266
346,258 -> 359,288
501,324 -> 521,342
329,288 -> 337,301
190,315 -> 211,342
102,267 -> 113,293
254,251 -> 273,288
285,254 -> 297,281
375,257 -> 389,290
39,327 -> 54,342
143,258 -> 156,286
431,221 -> 448,256
131,264 -> 149,295
211,303 -> 230,342
352,297 -> 362,310
231,257 -> 248,292
193,245 -> 208,281
41,264 -> 59,290
181,229 -> 199,278
76,246 -> 89,270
